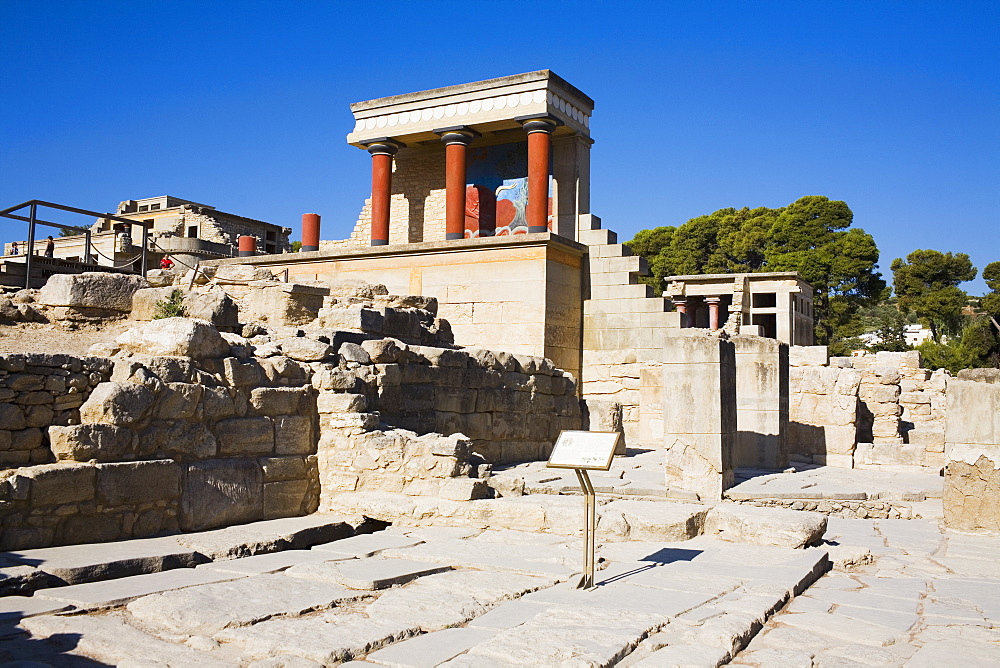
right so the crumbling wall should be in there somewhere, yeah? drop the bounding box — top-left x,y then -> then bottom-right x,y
943,377 -> 1000,533
787,360 -> 861,468
0,354 -> 112,469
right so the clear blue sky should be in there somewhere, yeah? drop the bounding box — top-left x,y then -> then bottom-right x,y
2,1 -> 997,294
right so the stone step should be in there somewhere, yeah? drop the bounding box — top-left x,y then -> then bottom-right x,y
0,513 -> 356,596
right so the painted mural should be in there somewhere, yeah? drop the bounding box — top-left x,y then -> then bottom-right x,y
464,141 -> 552,237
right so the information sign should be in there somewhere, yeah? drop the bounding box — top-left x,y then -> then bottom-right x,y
546,430 -> 620,471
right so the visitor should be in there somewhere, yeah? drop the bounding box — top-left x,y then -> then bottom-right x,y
160,256 -> 174,270
9,241 -> 18,255
44,236 -> 54,258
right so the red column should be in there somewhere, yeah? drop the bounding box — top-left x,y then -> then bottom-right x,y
301,213 -> 320,252
237,235 -> 256,257
673,298 -> 688,328
522,119 -> 557,233
706,296 -> 721,331
366,141 -> 401,246
438,129 -> 477,240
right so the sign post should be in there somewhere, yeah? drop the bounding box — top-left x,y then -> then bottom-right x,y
546,430 -> 621,589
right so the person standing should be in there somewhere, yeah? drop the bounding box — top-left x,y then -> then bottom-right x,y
44,236 -> 54,258
9,241 -> 18,255
159,256 -> 174,270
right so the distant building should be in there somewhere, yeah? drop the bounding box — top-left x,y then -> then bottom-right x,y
3,196 -> 292,274
904,323 -> 933,347
663,272 -> 815,346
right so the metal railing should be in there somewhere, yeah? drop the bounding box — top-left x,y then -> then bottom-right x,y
0,200 -> 153,289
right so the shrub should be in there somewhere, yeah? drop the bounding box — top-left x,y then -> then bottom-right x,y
153,289 -> 186,319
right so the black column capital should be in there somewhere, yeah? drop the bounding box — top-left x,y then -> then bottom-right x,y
434,126 -> 480,146
363,138 -> 405,156
516,115 -> 562,134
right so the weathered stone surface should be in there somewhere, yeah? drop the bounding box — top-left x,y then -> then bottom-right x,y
126,573 -> 363,635
79,381 -> 154,426
197,549 -> 334,575
34,567 -> 242,610
184,288 -> 240,327
144,268 -> 176,288
369,627 -> 496,667
20,613 -> 235,666
285,557 -> 451,590
96,460 -> 181,505
361,337 -> 405,364
311,533 -> 424,558
175,515 -> 354,560
20,462 -> 96,506
704,504 -> 827,549
48,424 -> 135,462
944,455 -> 1000,532
215,417 -> 275,456
251,386 -> 310,415
129,285 -> 179,320
598,500 -> 709,542
116,317 -> 229,359
279,337 -> 333,362
38,272 -> 148,311
215,264 -> 276,284
181,459 -> 263,532
0,596 -> 71,623
274,415 -> 315,455
317,392 -> 367,413
264,479 -> 311,519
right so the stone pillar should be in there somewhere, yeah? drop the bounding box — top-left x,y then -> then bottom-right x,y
522,118 -> 558,233
662,332 -> 737,501
706,296 -> 721,331
437,128 -> 478,240
301,213 -> 320,252
733,336 -> 789,469
237,236 -> 256,257
943,379 -> 1000,533
366,140 -> 402,246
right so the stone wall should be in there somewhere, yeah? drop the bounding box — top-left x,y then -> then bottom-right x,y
943,378 -> 1000,533
787,362 -> 861,468
0,354 -> 112,469
733,336 -> 788,470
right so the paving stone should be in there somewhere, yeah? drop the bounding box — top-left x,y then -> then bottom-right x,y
729,647 -> 814,667
0,596 -> 71,623
822,641 -> 916,665
177,515 -> 355,560
905,639 -> 1000,666
217,611 -> 419,665
33,567 -> 244,610
806,587 -> 921,613
630,643 -> 731,667
597,499 -> 709,541
365,627 -> 496,667
465,600 -> 549,630
1,535 -> 202,585
750,624 -> 829,649
388,526 -> 481,541
778,611 -> 906,647
379,538 -> 577,579
455,606 -> 663,667
197,549 -> 338,575
284,558 -> 452,590
365,569 -> 558,632
126,573 -> 366,635
783,595 -> 833,614
0,564 -> 57,597
832,604 -> 919,632
20,612 -> 236,666
591,583 -> 719,621
247,655 -> 325,668
704,504 -> 827,549
311,533 -> 424,558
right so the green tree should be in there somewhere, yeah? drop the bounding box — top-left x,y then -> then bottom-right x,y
891,250 -> 977,341
981,261 -> 1000,323
625,196 -> 884,347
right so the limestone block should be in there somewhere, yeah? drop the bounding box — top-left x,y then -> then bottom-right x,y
899,391 -> 931,405
704,504 -> 827,548
947,379 -> 996,446
258,456 -> 309,481
338,342 -> 371,364
250,386 -> 310,416
860,384 -> 900,403
410,345 -> 469,368
907,427 -> 944,450
263,479 -> 310,519
139,420 -> 218,460
183,288 -> 239,327
49,424 -> 136,462
439,478 -> 491,501
215,416 -> 274,456
789,346 -> 828,367
10,427 -> 42,452
944,454 -> 1000,532
181,459 -> 264,531
141,356 -> 195,383
201,386 -> 238,420
38,272 -> 148,311
311,367 -> 363,392
97,460 -> 181,505
0,402 -> 26,430
278,337 -> 333,362
244,284 -> 327,327
129,286 -> 180,320
872,416 -> 900,439
598,500 -> 708,541
362,337 -> 405,363
154,382 -> 204,420
23,462 -> 96,505
79,381 -> 154,426
274,415 -> 315,455
318,304 -> 383,332
214,264 -> 276,284
144,268 -> 176,288
436,387 -> 477,413
317,392 -> 367,413
956,368 -> 1000,384
116,317 -> 229,359
869,401 -> 902,417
